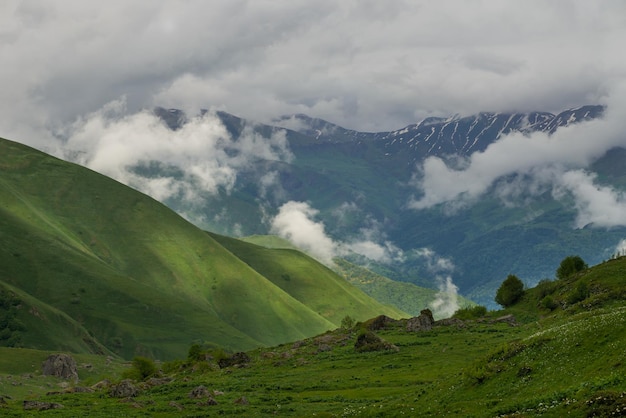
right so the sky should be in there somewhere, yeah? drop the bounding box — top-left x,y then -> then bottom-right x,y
2,0 -> 625,147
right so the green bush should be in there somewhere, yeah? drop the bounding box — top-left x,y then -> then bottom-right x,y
540,295 -> 558,311
495,275 -> 525,308
453,305 -> 487,320
122,356 -> 158,381
567,281 -> 589,305
556,255 -> 587,280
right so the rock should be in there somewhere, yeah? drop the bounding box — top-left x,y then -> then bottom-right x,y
406,309 -> 435,332
354,331 -> 399,353
197,397 -> 218,406
169,401 -> 184,411
41,354 -> 79,380
189,385 -> 211,399
366,315 -> 397,331
218,352 -> 250,369
23,400 -> 64,410
91,379 -> 111,390
234,396 -> 249,405
109,379 -> 138,398
435,318 -> 466,328
492,314 -> 518,326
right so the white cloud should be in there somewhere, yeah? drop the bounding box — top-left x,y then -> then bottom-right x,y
409,83 -> 626,227
429,276 -> 460,319
270,201 -> 404,265
62,98 -> 293,204
270,201 -> 337,264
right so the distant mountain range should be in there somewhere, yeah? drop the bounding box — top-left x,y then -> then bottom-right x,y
148,104 -> 625,306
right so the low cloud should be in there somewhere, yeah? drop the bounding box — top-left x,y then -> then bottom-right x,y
409,85 -> 626,228
270,201 -> 403,265
430,276 -> 460,319
613,239 -> 626,258
412,248 -> 460,318
270,201 -> 338,264
61,98 -> 293,205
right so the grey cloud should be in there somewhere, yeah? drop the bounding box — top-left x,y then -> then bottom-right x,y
410,83 -> 626,226
3,0 -> 623,147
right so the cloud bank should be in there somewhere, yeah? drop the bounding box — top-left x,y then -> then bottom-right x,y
61,98 -> 293,204
1,0 -> 624,147
410,85 -> 626,228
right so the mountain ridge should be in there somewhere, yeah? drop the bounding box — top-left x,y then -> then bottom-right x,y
0,136 -> 406,359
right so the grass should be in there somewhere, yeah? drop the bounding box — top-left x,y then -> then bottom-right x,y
0,137 -> 406,360
0,256 -> 624,416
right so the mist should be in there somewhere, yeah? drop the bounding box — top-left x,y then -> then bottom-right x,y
60,98 -> 293,206
410,84 -> 626,228
270,201 -> 404,266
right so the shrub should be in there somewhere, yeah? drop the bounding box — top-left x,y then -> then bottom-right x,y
495,275 -> 525,308
122,356 -> 158,381
453,305 -> 487,320
540,295 -> 558,311
340,315 -> 356,330
567,281 -> 589,305
535,279 -> 556,299
556,255 -> 587,280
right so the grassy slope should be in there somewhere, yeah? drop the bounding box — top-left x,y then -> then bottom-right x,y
1,257 -> 623,416
210,233 -> 407,323
241,235 -> 476,318
333,258 -> 476,318
0,138 -> 400,359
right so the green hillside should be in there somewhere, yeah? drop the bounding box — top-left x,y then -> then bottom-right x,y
333,258 -> 476,318
0,256 -> 623,416
0,137 -> 404,359
210,233 -> 406,323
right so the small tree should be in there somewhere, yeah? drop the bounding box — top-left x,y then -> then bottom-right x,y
340,315 -> 356,330
495,274 -> 524,308
556,255 -> 587,280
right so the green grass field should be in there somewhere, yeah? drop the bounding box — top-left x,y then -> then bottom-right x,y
0,256 -> 623,416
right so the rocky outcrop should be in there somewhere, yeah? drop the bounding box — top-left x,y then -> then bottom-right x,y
354,331 -> 399,353
23,400 -> 64,410
218,352 -> 250,368
41,354 -> 78,380
365,315 -> 397,331
109,380 -> 138,398
406,309 -> 435,332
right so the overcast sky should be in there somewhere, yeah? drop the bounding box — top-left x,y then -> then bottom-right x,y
2,0 -> 625,147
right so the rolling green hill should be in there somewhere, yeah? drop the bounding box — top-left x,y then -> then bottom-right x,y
0,256 -> 623,416
0,137 -> 406,360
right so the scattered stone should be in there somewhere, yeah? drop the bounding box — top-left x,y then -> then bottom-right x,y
169,401 -> 184,411
144,377 -> 172,388
197,397 -> 218,406
68,386 -> 94,393
435,318 -> 466,328
218,352 -> 251,368
91,379 -> 111,390
406,309 -> 435,332
366,315 -> 397,331
354,331 -> 399,353
492,314 -> 518,326
41,354 -> 79,380
189,385 -> 211,399
23,400 -> 64,410
109,380 -> 138,398
234,396 -> 249,405
317,344 -> 332,353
